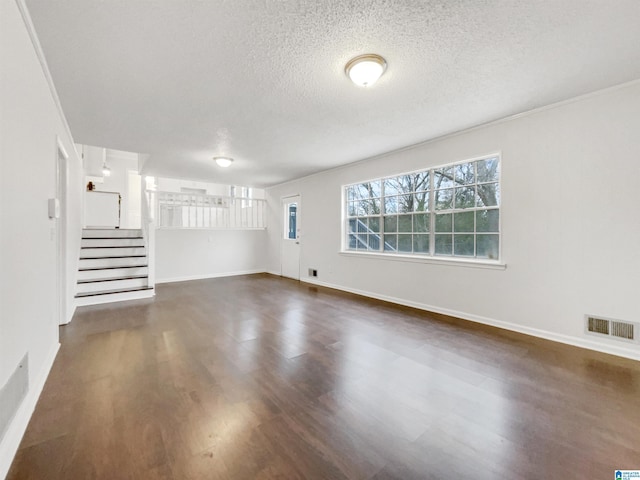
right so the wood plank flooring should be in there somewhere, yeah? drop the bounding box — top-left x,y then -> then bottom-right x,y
8,274 -> 640,479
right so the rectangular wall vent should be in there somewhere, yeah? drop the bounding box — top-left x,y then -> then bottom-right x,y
0,353 -> 29,443
586,315 -> 637,343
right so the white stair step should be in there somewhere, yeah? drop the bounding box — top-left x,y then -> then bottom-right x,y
77,266 -> 149,281
76,276 -> 148,294
75,287 -> 154,307
81,238 -> 145,248
82,229 -> 143,238
79,256 -> 147,269
80,246 -> 146,258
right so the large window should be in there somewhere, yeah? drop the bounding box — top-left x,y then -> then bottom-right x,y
345,155 -> 500,260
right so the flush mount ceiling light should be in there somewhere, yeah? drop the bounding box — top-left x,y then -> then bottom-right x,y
345,54 -> 387,87
214,157 -> 234,168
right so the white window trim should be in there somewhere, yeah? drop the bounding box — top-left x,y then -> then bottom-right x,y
339,250 -> 506,270
341,152 -> 503,265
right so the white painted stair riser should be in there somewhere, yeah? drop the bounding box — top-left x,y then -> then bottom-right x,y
75,288 -> 154,307
81,247 -> 146,258
77,266 -> 149,281
79,257 -> 148,269
76,277 -> 148,294
81,238 -> 145,248
82,229 -> 143,238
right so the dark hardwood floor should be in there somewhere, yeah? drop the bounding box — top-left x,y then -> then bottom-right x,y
8,274 -> 640,479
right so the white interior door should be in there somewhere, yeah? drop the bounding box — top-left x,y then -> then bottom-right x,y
55,144 -> 67,325
281,195 -> 301,280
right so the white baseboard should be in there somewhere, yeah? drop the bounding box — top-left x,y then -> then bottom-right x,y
300,277 -> 640,362
156,269 -> 267,284
0,342 -> 60,480
266,270 -> 281,277
60,303 -> 76,326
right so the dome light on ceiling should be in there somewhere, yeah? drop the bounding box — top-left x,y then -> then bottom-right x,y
214,157 -> 234,168
345,54 -> 387,87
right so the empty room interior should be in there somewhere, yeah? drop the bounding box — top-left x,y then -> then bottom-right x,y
2,0 -> 640,479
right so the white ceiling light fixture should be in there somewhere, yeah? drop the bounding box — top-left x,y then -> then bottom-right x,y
345,54 -> 387,87
214,156 -> 234,168
102,161 -> 111,176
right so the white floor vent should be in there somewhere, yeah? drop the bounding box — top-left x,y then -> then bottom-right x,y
586,315 -> 637,343
0,353 -> 29,443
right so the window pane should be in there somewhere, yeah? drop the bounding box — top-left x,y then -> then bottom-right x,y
476,182 -> 500,207
398,194 -> 414,213
413,234 -> 429,254
454,186 -> 475,209
355,182 -> 381,199
477,157 -> 499,183
357,218 -> 369,233
369,198 -> 381,215
368,234 -> 381,250
348,218 -> 357,233
435,213 -> 452,232
288,204 -> 297,239
368,217 -> 380,233
454,234 -> 474,256
398,235 -> 412,252
453,211 -> 474,232
398,214 -> 412,232
355,200 -> 367,216
435,234 -> 453,255
384,196 -> 398,214
477,234 -> 499,259
414,192 -> 429,211
384,215 -> 397,233
384,177 -> 403,196
348,234 -> 358,249
384,234 -> 397,251
476,209 -> 499,232
346,186 -> 356,201
454,163 -> 475,185
412,171 -> 430,192
434,188 -> 453,210
356,235 -> 368,250
434,168 -> 454,188
414,213 -> 429,232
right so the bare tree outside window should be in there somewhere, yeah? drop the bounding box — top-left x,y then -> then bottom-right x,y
346,155 -> 500,260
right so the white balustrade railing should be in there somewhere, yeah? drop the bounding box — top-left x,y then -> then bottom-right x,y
148,190 -> 266,229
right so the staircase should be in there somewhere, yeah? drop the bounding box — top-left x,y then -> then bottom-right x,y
75,229 -> 154,306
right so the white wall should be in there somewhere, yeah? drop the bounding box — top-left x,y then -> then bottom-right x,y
0,0 -> 82,477
151,177 -> 268,283
82,147 -> 140,229
266,81 -> 640,360
155,229 -> 267,283
155,177 -> 266,199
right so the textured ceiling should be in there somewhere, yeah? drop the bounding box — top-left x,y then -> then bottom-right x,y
25,0 -> 640,187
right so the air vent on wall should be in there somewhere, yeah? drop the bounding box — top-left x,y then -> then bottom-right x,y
586,315 -> 637,343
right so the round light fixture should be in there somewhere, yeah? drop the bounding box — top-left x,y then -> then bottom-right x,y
214,157 -> 234,168
345,54 -> 387,87
102,163 -> 111,176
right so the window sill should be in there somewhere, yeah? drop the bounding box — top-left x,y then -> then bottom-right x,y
339,250 -> 506,270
